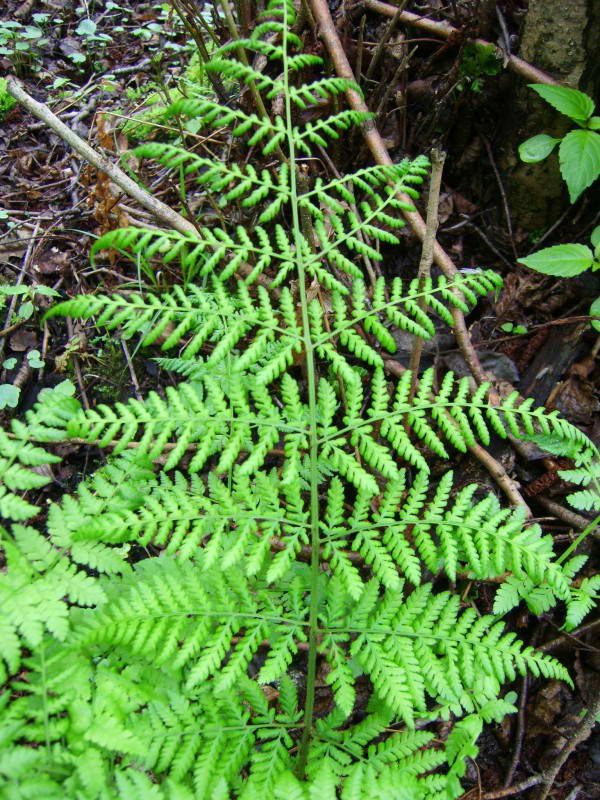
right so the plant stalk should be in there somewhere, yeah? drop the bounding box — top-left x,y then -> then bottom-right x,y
408,147 -> 446,397
279,10 -> 321,778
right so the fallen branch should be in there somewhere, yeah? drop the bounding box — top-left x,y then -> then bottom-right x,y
6,78 -> 199,239
534,686 -> 600,800
408,147 -> 446,391
6,78 -> 280,295
482,685 -> 600,799
363,0 -> 559,86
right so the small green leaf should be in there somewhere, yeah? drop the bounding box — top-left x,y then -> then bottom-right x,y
500,323 -> 514,333
0,285 -> 28,296
18,301 -> 34,320
76,18 -> 97,36
33,285 -> 61,297
588,116 -> 600,130
22,26 -> 43,39
529,83 -> 595,122
591,226 -> 600,248
0,384 -> 20,409
27,350 -> 44,369
519,134 -> 560,163
518,244 -> 593,277
591,296 -> 600,333
559,129 -> 600,202
3,357 -> 16,369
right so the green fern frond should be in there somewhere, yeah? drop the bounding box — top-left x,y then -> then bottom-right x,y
287,77 -> 364,108
130,143 -> 291,213
340,580 -> 570,724
2,0 -> 589,794
0,381 -> 77,522
0,524 -> 105,681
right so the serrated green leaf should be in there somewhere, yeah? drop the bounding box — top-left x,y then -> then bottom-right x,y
529,83 -> 594,122
518,243 -> 593,277
559,129 -> 600,202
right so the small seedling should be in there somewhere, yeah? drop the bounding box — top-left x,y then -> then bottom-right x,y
500,322 -> 528,335
457,42 -> 502,93
0,284 -> 61,322
0,19 -> 48,74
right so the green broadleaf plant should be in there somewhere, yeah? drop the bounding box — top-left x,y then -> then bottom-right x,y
519,84 -> 600,331
519,84 -> 600,203
518,225 -> 600,332
1,4 -> 597,797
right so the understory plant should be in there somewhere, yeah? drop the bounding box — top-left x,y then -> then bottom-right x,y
518,84 -> 600,329
2,3 -> 599,797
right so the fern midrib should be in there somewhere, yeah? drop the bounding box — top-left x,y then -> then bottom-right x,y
277,12 -> 322,778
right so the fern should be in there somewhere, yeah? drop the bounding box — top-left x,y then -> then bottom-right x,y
1,1 -> 596,797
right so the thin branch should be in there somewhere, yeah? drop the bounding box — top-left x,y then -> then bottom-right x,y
481,135 -> 517,260
169,0 -> 229,102
535,496 -> 600,541
363,0 -> 559,86
482,775 -> 543,799
540,617 -> 600,653
483,686 -> 600,800
534,686 -> 600,800
364,0 -> 410,83
408,147 -> 446,392
503,674 -> 528,787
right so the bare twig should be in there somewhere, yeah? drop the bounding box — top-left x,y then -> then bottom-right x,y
481,135 -> 517,260
363,0 -> 560,86
14,0 -> 37,19
170,0 -> 229,102
534,686 -> 600,800
0,220 -> 41,361
0,319 -> 27,340
535,496 -> 600,540
540,617 -> 600,654
481,775 -> 543,799
482,686 -> 600,799
503,675 -> 528,787
364,0 -> 410,83
408,147 -> 446,392
121,339 -> 143,401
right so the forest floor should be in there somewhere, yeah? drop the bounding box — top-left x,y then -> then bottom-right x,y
1,1 -> 599,798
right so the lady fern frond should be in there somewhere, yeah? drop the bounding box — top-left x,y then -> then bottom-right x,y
2,0 -> 594,796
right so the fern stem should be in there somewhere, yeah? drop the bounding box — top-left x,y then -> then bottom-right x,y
276,9 -> 321,778
218,0 -> 288,165
556,512 -> 600,565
